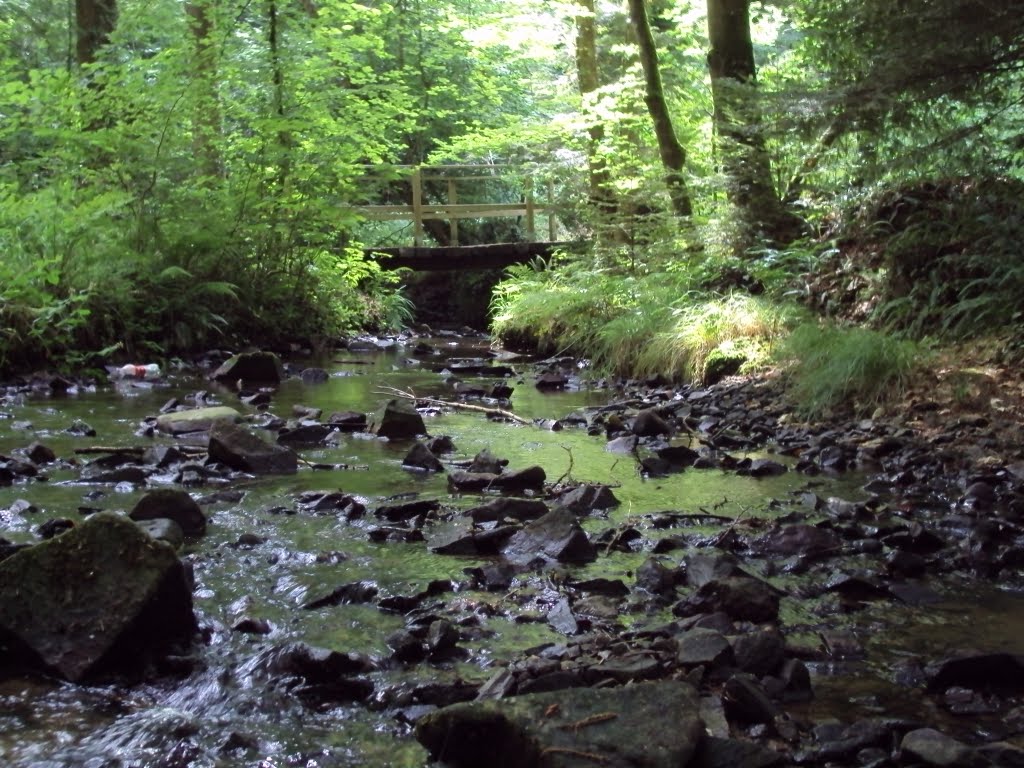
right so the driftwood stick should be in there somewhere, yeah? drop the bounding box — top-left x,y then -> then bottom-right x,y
374,386 -> 533,426
73,446 -> 145,455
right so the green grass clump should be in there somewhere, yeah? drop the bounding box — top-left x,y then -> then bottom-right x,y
777,323 -> 925,417
637,295 -> 796,382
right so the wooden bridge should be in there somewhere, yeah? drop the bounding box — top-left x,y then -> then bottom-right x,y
356,164 -> 571,270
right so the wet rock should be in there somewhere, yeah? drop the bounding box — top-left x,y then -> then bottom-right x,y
211,351 -> 284,385
403,443 -> 445,472
925,652 -> 1024,695
467,498 -> 549,523
754,524 -> 841,557
722,673 -> 779,725
232,617 -> 272,635
554,483 -> 620,514
737,458 -> 787,477
208,421 -> 298,475
326,411 -> 368,431
277,424 -> 334,446
632,408 -> 671,436
900,728 -> 981,767
468,449 -> 509,474
490,383 -> 514,399
37,517 -> 75,538
0,512 -> 196,681
25,442 -> 56,465
81,465 -> 148,485
731,630 -> 785,676
299,367 -> 329,384
65,419 -> 97,437
376,498 -> 439,522
426,619 -> 461,659
427,518 -> 486,556
674,577 -> 780,624
387,629 -> 426,663
656,444 -> 700,469
374,399 -> 426,439
249,641 -> 374,680
683,553 -> 748,588
155,406 -> 241,435
302,581 -> 379,610
535,372 -> 568,390
677,628 -> 734,667
425,435 -> 455,454
134,518 -> 185,550
490,465 -> 546,492
130,489 -> 207,536
693,736 -> 786,768
464,561 -> 517,591
606,435 -> 639,454
416,680 -> 703,768
503,508 -> 596,565
635,557 -> 678,595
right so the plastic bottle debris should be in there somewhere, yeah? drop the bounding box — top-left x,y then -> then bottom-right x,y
111,363 -> 161,380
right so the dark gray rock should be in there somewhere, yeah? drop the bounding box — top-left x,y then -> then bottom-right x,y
447,470 -> 499,492
299,367 -> 329,384
677,628 -> 734,667
693,736 -> 786,768
606,435 -> 639,454
0,512 -> 196,681
327,411 -> 368,431
656,444 -> 700,469
632,408 -> 671,437
900,728 -> 981,767
25,442 -> 56,465
925,652 -> 1024,695
754,524 -> 841,557
134,518 -> 185,550
130,489 -> 206,536
635,557 -> 678,595
490,465 -> 546,492
208,421 -> 298,475
277,424 -> 334,446
211,351 -> 284,384
722,673 -> 779,724
503,509 -> 596,565
468,449 -> 508,474
467,498 -> 549,523
731,630 -> 786,676
403,443 -> 445,472
554,483 -> 620,514
374,399 -> 426,439
416,680 -> 703,768
674,577 -> 780,624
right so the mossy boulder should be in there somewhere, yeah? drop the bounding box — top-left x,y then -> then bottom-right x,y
416,680 -> 703,767
155,405 -> 241,435
0,512 -> 196,682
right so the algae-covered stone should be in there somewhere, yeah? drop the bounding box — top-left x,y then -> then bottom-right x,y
0,512 -> 196,682
155,406 -> 241,435
211,351 -> 284,385
416,680 -> 703,768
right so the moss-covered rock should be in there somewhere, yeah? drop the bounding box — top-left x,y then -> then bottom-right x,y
0,512 -> 196,682
416,680 -> 703,767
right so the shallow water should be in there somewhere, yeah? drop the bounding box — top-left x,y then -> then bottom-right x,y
1,338 -> 1022,766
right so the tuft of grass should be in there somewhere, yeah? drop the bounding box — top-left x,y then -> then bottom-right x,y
637,295 -> 797,382
776,323 -> 926,418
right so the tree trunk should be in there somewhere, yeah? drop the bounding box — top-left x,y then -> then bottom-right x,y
627,0 -> 693,218
706,0 -> 799,246
268,0 -> 291,190
575,0 -> 616,216
185,0 -> 222,179
75,0 -> 117,65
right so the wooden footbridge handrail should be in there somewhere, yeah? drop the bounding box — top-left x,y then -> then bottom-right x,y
356,164 -> 558,247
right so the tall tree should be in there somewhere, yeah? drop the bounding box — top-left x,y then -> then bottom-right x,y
185,0 -> 222,178
75,0 -> 117,65
627,0 -> 692,218
575,0 -> 617,216
706,0 -> 795,246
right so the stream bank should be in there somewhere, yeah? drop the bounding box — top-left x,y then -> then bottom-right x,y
1,334 -> 1023,767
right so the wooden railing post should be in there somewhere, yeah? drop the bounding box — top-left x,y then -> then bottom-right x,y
525,176 -> 536,241
548,178 -> 556,241
447,175 -> 459,245
411,166 -> 423,247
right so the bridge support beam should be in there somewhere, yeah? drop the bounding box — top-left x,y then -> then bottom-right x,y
367,241 -> 574,271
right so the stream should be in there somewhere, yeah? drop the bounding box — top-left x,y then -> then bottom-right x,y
1,336 -> 1023,767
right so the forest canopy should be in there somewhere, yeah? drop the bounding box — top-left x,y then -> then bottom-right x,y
2,0 -> 1023,386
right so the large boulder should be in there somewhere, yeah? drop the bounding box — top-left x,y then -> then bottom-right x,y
211,351 -> 284,385
374,399 -> 426,439
155,406 -> 241,435
416,680 -> 704,768
0,513 -> 196,681
129,489 -> 207,536
208,421 -> 298,475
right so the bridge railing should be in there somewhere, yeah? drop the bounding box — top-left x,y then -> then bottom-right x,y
356,164 -> 557,247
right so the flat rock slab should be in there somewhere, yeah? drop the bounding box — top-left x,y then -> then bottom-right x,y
416,680 -> 703,768
209,421 -> 298,475
155,406 -> 241,435
0,513 -> 196,681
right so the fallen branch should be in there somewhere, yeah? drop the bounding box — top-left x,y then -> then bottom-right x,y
374,385 -> 533,426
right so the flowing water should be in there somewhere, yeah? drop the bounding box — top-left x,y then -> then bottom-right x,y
1,337 -> 1022,766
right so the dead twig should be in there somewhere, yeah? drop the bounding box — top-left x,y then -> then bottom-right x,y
556,712 -> 618,732
538,747 -> 609,763
374,385 -> 533,426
